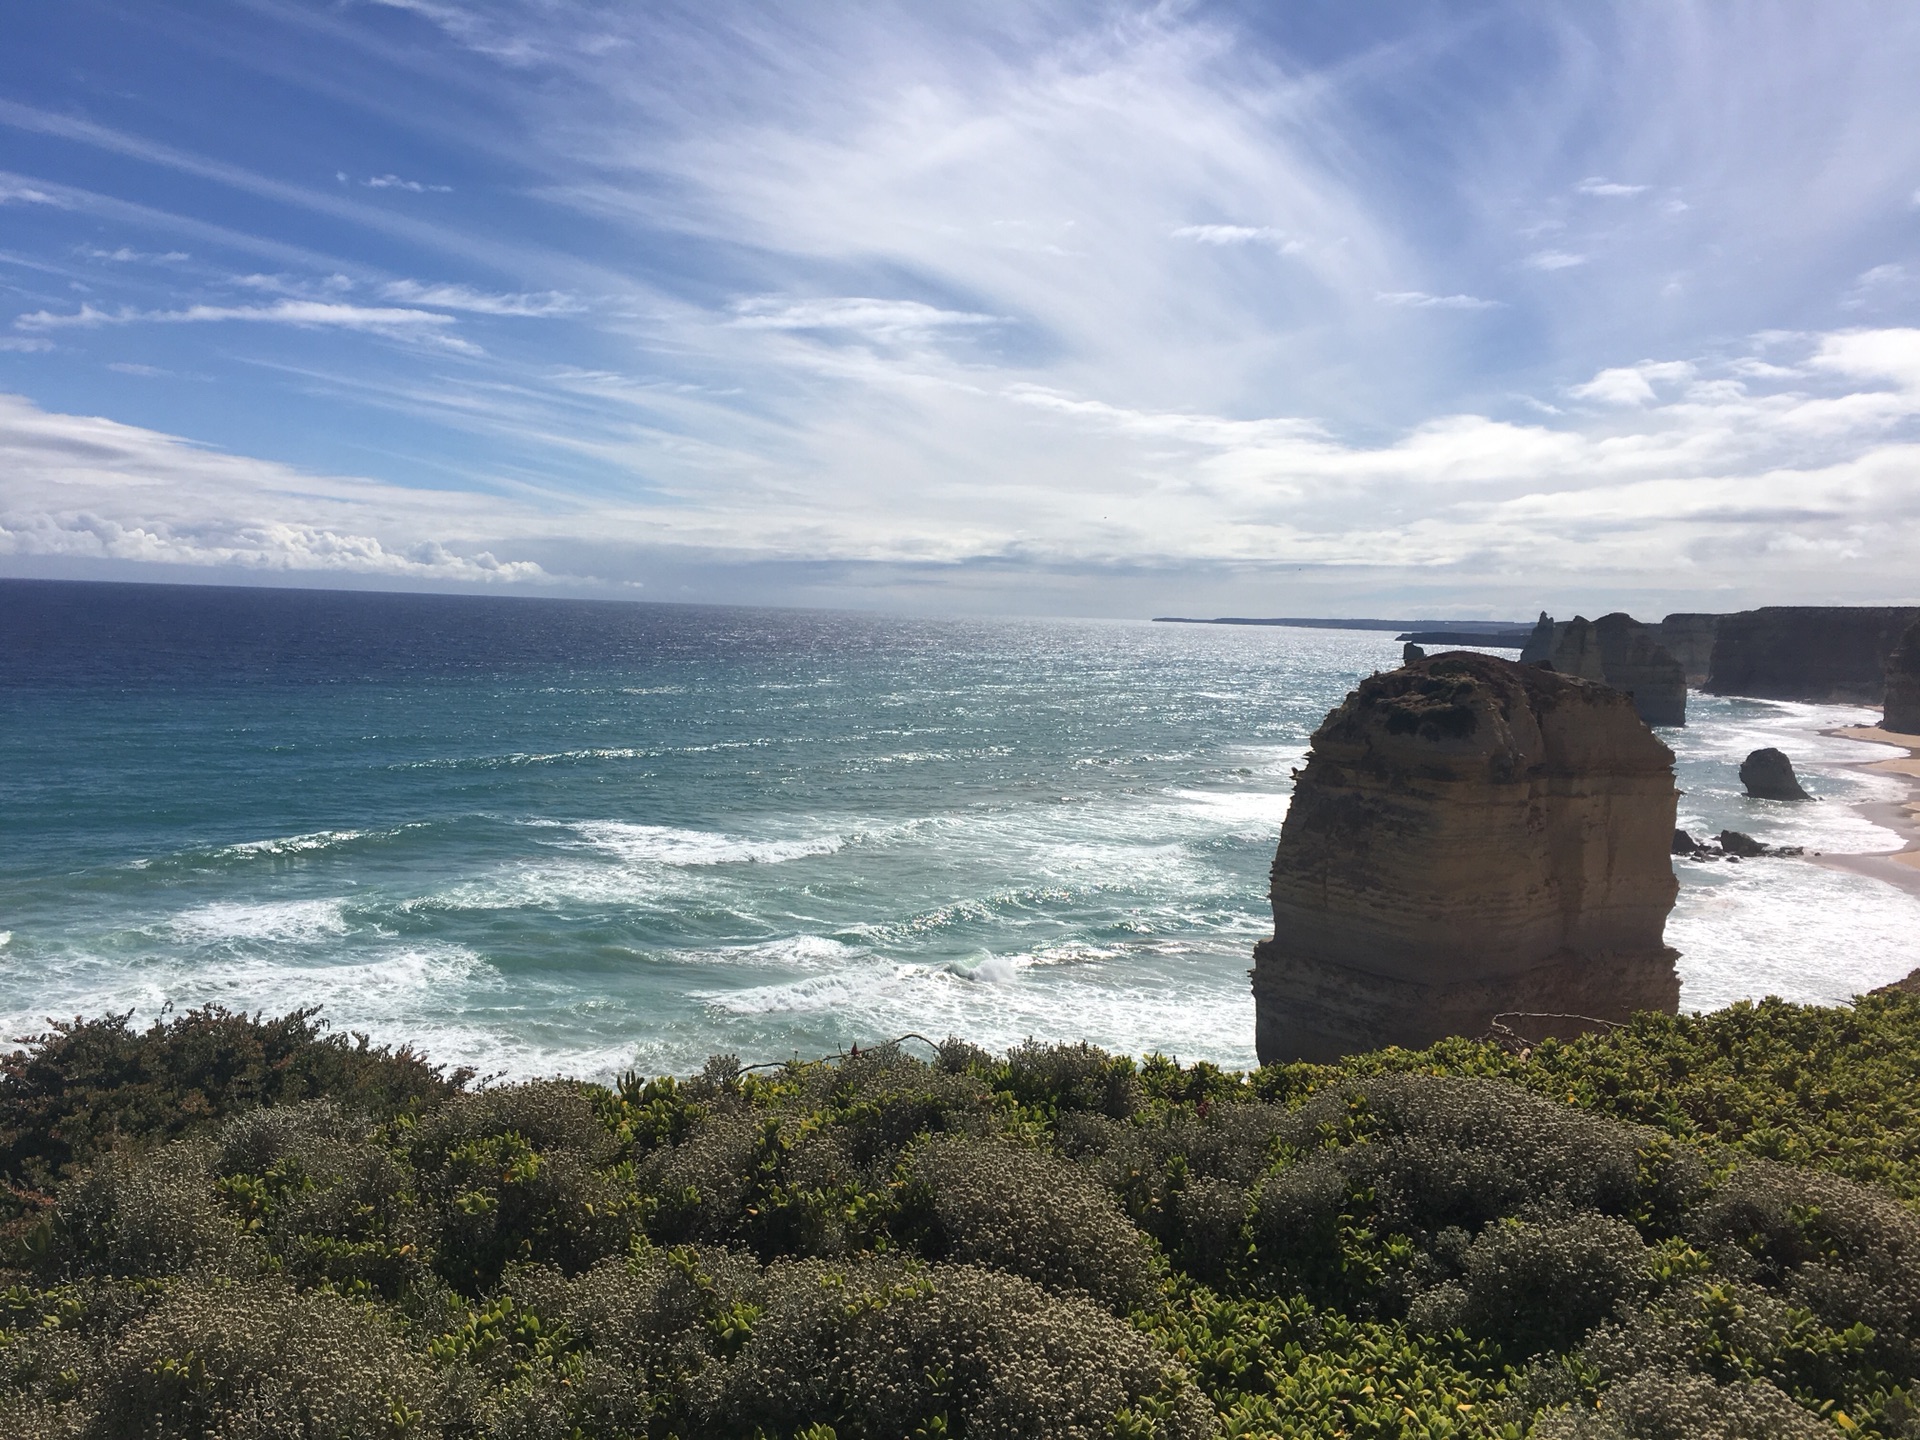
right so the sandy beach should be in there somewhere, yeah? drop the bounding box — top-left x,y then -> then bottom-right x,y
1817,724 -> 1920,900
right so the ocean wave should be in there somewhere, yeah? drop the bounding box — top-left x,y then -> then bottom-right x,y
563,820 -> 842,867
127,825 -> 425,874
390,747 -> 658,771
166,897 -> 354,946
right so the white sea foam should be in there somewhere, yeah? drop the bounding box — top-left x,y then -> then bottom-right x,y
564,820 -> 841,867
167,898 -> 353,945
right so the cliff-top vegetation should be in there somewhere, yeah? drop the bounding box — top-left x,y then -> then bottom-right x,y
3,993 -> 1919,1439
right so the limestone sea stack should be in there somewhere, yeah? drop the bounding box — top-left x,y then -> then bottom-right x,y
1593,613 -> 1687,726
1521,612 -> 1686,725
1885,620 -> 1920,736
1656,613 -> 1720,687
1252,651 -> 1680,1064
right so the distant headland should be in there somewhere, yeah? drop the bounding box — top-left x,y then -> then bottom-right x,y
1150,615 -> 1534,646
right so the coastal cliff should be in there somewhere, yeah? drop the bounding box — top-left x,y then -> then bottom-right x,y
1520,611 -> 1687,725
1655,612 -> 1720,686
1253,651 -> 1679,1064
1886,619 -> 1920,735
1705,606 -> 1920,704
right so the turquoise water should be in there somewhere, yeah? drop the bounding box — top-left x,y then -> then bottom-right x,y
3,581 -> 1916,1078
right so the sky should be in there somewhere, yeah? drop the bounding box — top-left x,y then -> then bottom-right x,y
2,1 -> 1919,620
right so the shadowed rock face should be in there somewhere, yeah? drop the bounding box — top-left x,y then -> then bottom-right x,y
1656,613 -> 1720,686
1705,607 -> 1920,704
1592,613 -> 1687,727
1520,613 -> 1686,725
1252,652 -> 1680,1065
1886,621 -> 1920,736
1739,747 -> 1810,801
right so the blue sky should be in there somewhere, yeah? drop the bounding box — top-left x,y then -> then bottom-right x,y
3,1 -> 1919,617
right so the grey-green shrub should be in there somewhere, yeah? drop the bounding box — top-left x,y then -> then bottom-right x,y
903,1134 -> 1162,1312
89,1279 -> 444,1439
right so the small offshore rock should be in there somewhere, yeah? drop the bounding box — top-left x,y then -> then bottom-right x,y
1718,829 -> 1768,857
1403,642 -> 1427,664
1672,828 -> 1704,856
1739,747 -> 1812,801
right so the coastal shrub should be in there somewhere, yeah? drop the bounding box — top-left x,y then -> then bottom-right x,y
901,1133 -> 1162,1313
403,1082 -> 639,1293
8,1004 -> 1920,1438
1408,1212 -> 1650,1357
88,1278 -> 444,1439
1525,1371 -> 1836,1440
996,1039 -> 1142,1119
704,1256 -> 1211,1440
210,1102 -> 428,1299
0,1007 -> 465,1206
42,1143 -> 244,1280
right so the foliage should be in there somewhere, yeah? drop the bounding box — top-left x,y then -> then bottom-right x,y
0,1006 -> 468,1224
1,994 -> 1918,1436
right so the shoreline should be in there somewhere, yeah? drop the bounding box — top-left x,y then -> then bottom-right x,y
1814,722 -> 1920,900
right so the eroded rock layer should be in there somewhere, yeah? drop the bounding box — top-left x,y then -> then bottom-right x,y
1520,612 -> 1686,725
1656,613 -> 1720,687
1705,607 -> 1920,704
1253,652 -> 1680,1064
1885,620 -> 1920,736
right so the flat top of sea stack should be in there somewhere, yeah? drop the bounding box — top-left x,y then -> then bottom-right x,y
1313,649 -> 1675,783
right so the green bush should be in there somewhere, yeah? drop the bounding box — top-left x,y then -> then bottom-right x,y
0,1007 -> 466,1213
901,1134 -> 1163,1313
90,1278 -> 445,1439
8,1001 -> 1920,1438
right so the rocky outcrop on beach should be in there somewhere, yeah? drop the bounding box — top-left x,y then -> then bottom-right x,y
1520,612 -> 1686,725
1705,606 -> 1920,704
1740,747 -> 1811,801
1252,651 -> 1681,1064
1885,620 -> 1920,736
1673,828 -> 1804,860
1656,613 -> 1720,686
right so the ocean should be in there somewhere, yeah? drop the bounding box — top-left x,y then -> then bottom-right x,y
3,579 -> 1916,1080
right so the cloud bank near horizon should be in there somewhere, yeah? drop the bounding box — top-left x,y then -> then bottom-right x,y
2,1 -> 1918,616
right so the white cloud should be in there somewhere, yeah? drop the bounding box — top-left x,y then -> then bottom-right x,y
381,279 -> 583,315
362,174 -> 453,192
1568,359 -> 1695,405
1376,291 -> 1502,310
1576,177 -> 1647,197
0,391 -> 549,583
0,337 -> 52,353
1526,249 -> 1589,271
1171,224 -> 1302,251
14,299 -> 476,352
107,362 -> 168,376
80,246 -> 190,263
0,181 -> 60,205
726,297 -> 998,338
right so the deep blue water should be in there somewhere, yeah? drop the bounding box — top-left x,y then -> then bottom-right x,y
3,580 -> 1916,1078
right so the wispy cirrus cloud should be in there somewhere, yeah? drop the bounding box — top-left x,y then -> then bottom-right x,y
1171,224 -> 1303,252
81,246 -> 190,263
381,279 -> 583,315
726,297 -> 999,338
14,300 -> 478,353
353,173 -> 454,193
1575,176 -> 1647,197
9,3 -> 1920,614
1375,291 -> 1502,310
0,182 -> 62,206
